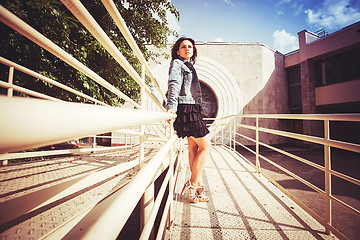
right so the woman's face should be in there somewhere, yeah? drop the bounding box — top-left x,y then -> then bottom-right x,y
177,40 -> 193,60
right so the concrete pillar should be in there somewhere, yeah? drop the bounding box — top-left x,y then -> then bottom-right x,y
300,60 -> 323,148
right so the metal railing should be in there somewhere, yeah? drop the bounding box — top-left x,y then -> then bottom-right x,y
0,1 -> 182,239
210,114 -> 360,240
2,1 -> 360,239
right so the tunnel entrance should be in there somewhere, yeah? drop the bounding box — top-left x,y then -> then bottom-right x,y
200,81 -> 218,125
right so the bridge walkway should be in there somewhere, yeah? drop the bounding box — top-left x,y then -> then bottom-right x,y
168,146 -> 336,240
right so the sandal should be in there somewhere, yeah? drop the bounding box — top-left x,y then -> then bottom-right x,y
181,180 -> 199,203
197,185 -> 209,202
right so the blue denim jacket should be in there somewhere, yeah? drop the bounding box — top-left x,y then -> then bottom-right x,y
166,58 -> 202,110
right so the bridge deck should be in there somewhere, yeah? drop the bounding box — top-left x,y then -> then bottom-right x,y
168,146 -> 336,240
0,145 -> 338,239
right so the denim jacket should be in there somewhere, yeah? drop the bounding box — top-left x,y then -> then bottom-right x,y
166,57 -> 202,111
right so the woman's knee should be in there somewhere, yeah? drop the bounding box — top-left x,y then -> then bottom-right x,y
187,137 -> 198,152
203,141 -> 211,153
198,137 -> 211,152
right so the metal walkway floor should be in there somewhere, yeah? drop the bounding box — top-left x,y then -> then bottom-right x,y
168,146 -> 337,240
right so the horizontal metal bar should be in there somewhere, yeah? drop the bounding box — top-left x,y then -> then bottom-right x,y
0,80 -> 62,101
60,0 -> 165,111
235,132 -> 256,143
63,135 -> 177,240
0,96 -> 175,154
233,140 -> 257,156
156,140 -> 185,240
329,168 -> 360,187
216,113 -> 360,122
234,123 -> 256,130
330,193 -> 360,217
0,5 -> 140,108
139,158 -> 171,240
259,142 -> 325,172
115,129 -> 144,136
251,113 -> 360,121
0,144 -> 135,161
259,153 -> 325,194
0,57 -> 108,106
155,191 -> 172,240
258,127 -> 360,153
2,162 -> 136,228
222,146 -> 328,229
100,0 -> 166,102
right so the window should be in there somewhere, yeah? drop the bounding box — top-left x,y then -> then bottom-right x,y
315,48 -> 360,87
287,65 -> 302,113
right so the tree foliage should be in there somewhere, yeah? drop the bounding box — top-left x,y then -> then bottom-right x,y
0,0 -> 179,106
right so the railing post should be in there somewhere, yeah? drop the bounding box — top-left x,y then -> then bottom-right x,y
139,64 -> 154,239
221,118 -> 224,146
229,117 -> 232,150
92,135 -> 96,148
139,65 -> 146,167
324,119 -> 332,234
1,66 -> 13,166
7,66 -> 14,97
255,117 -> 260,174
167,124 -> 175,229
233,116 -> 236,152
214,120 -> 217,145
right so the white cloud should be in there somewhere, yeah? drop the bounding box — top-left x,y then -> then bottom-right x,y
273,29 -> 298,53
305,0 -> 360,30
276,0 -> 304,16
223,0 -> 235,8
215,38 -> 223,42
293,3 -> 304,16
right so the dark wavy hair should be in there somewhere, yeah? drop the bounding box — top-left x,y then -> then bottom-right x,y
171,37 -> 197,64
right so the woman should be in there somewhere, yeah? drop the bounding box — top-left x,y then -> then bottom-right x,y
166,37 -> 211,203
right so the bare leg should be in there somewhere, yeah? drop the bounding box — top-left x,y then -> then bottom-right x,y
187,137 -> 199,174
188,135 -> 211,188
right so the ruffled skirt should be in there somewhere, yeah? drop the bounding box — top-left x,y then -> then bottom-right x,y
173,104 -> 209,138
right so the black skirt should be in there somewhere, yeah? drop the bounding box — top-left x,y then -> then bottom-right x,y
173,104 -> 210,138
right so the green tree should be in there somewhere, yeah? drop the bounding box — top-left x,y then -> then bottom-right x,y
0,0 -> 179,106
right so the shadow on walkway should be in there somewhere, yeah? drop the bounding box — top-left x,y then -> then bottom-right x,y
169,146 -> 337,239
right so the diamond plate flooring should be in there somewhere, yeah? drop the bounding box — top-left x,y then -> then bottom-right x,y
168,146 -> 337,240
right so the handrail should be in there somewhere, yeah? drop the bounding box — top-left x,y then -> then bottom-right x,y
101,0 -> 166,102
211,114 -> 360,240
60,0 -> 165,110
0,96 -> 172,154
0,2 -> 179,239
5,1 -> 359,239
63,135 -> 177,239
0,56 -> 108,106
0,80 -> 62,101
0,5 -> 140,108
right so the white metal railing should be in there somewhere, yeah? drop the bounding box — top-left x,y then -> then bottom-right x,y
0,56 -> 107,105
2,1 -> 359,239
210,114 -> 360,240
0,1 -> 181,239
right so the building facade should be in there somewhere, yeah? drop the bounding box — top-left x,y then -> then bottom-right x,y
285,21 -> 360,146
146,21 -> 360,147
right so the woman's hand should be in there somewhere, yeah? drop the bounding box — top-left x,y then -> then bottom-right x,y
166,109 -> 176,124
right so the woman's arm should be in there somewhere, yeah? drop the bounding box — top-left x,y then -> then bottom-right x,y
166,59 -> 183,111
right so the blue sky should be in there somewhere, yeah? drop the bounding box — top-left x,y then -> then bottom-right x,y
167,0 -> 360,53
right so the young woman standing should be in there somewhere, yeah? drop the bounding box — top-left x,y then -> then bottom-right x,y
166,37 -> 211,203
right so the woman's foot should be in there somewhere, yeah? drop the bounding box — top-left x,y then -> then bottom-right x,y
181,180 -> 199,203
197,185 -> 209,202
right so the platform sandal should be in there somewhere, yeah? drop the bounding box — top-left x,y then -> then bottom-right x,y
181,180 -> 199,203
197,185 -> 209,202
